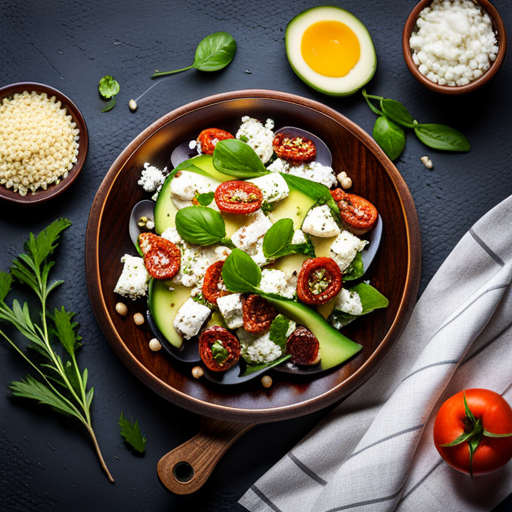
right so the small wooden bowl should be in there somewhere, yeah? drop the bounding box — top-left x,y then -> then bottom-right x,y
0,82 -> 88,206
403,0 -> 507,95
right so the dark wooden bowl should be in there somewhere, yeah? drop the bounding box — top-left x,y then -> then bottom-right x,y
0,82 -> 88,205
403,0 -> 507,95
85,90 -> 421,424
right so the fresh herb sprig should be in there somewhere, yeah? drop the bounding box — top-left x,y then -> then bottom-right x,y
119,412 -> 147,454
0,219 -> 113,482
99,75 -> 120,112
262,218 -> 315,259
362,90 -> 470,161
152,32 -> 236,79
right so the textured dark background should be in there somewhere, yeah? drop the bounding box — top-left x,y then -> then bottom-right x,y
1,0 -> 512,511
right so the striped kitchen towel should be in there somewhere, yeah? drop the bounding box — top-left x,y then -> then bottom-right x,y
240,194 -> 512,512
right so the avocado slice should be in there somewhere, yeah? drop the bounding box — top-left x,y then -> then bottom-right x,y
191,154 -> 235,182
268,188 -> 316,229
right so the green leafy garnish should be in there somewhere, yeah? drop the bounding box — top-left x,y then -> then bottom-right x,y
362,90 -> 470,160
152,32 -> 236,78
213,139 -> 269,179
343,252 -> 364,281
261,201 -> 274,214
0,220 -> 113,482
195,192 -> 215,206
262,218 -> 315,259
211,341 -> 229,365
241,354 -> 291,377
269,314 -> 290,351
119,412 -> 147,454
101,98 -> 116,113
175,206 -> 230,246
98,75 -> 120,112
221,248 -> 261,294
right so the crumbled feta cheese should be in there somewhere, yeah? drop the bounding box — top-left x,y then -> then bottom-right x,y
173,297 -> 211,340
268,158 -> 336,189
250,239 -> 270,268
335,288 -> 363,316
291,229 -> 307,245
138,163 -> 166,193
247,173 -> 289,203
259,269 -> 296,299
236,116 -> 275,164
237,329 -> 282,364
189,140 -> 197,150
330,231 -> 368,271
114,255 -> 150,301
161,226 -> 183,245
267,157 -> 289,174
217,293 -> 244,329
302,205 -> 341,238
232,210 -> 272,254
170,171 -> 219,210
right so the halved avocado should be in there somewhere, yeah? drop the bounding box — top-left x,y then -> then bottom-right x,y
286,6 -> 376,96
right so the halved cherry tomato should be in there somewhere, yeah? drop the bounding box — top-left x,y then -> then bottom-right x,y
197,128 -> 234,154
273,132 -> 317,164
202,260 -> 229,304
138,232 -> 180,280
242,294 -> 277,333
434,389 -> 512,476
331,188 -> 378,236
199,326 -> 240,372
297,257 -> 342,305
286,327 -> 320,366
215,181 -> 263,215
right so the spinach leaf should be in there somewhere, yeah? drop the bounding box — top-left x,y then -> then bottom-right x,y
269,314 -> 290,351
101,98 -> 116,113
241,354 -> 291,376
414,124 -> 470,152
213,139 -> 269,178
343,252 -> 364,281
221,248 -> 261,293
381,99 -> 416,128
175,206 -> 226,246
372,116 -> 405,161
263,219 -> 294,258
196,192 -> 214,206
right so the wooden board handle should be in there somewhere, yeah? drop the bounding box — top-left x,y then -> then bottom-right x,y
157,417 -> 254,494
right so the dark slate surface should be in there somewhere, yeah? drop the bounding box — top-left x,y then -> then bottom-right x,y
1,0 -> 512,511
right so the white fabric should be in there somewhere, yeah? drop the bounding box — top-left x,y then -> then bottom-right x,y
240,195 -> 512,512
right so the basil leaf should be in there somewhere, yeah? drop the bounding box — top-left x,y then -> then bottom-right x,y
213,139 -> 269,178
269,314 -> 290,351
196,192 -> 214,206
343,252 -> 364,281
381,99 -> 416,128
263,219 -> 294,258
414,124 -> 470,152
101,98 -> 116,113
272,242 -> 316,259
241,354 -> 291,376
373,116 -> 405,161
193,32 -> 237,72
175,206 -> 226,245
221,248 -> 261,293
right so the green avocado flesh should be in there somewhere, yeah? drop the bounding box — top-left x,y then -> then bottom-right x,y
269,188 -> 316,229
264,295 -> 362,370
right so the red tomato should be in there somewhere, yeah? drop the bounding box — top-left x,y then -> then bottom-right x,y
199,326 -> 240,372
286,327 -> 320,366
273,133 -> 317,164
297,257 -> 342,305
242,294 -> 277,333
433,389 -> 512,476
214,181 -> 263,215
202,260 -> 229,304
331,188 -> 378,236
138,233 -> 180,280
197,128 -> 234,154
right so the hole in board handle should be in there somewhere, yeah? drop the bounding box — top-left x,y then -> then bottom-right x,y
172,461 -> 195,483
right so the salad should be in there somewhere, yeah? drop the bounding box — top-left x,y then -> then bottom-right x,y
114,116 -> 388,380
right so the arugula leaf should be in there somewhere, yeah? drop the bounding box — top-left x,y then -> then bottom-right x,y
98,75 -> 120,99
213,139 -> 269,178
373,116 -> 406,161
195,192 -> 214,206
343,252 -> 365,281
263,219 -> 294,258
269,315 -> 290,351
221,248 -> 261,293
175,206 -> 227,246
119,412 -> 147,454
241,354 -> 291,377
414,124 -> 470,152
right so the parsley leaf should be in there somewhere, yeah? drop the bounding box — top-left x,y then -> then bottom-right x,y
119,412 -> 147,453
269,314 -> 290,351
98,75 -> 120,99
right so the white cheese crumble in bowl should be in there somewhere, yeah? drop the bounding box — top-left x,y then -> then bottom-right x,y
403,0 -> 506,94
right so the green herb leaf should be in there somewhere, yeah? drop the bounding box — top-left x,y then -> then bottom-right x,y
175,206 -> 226,245
381,99 -> 416,128
272,242 -> 316,260
98,76 -> 120,99
0,272 -> 13,303
241,354 -> 291,376
221,248 -> 261,293
101,98 -> 116,113
52,307 -> 82,358
263,219 -> 294,258
195,192 -> 215,206
119,412 -> 147,454
414,124 -> 470,152
269,314 -> 290,351
261,201 -> 274,214
213,139 -> 268,179
343,252 -> 365,281
192,31 -> 237,72
362,90 -> 383,116
211,340 -> 229,364
373,116 -> 406,161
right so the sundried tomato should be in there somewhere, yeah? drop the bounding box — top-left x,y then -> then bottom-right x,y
297,257 -> 342,305
286,327 -> 320,366
199,326 -> 240,372
202,260 -> 229,304
242,294 -> 277,333
272,132 -> 317,164
331,188 -> 378,236
214,181 -> 263,215
138,232 -> 180,280
197,128 -> 234,154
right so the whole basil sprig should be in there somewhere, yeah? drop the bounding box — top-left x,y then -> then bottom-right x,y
175,206 -> 233,247
362,90 -> 470,161
262,218 -> 315,259
152,32 -> 236,78
213,139 -> 269,178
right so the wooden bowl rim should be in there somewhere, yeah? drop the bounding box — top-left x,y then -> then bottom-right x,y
0,81 -> 88,205
86,89 -> 421,423
402,0 -> 507,95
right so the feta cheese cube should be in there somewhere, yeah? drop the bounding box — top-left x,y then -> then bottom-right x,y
138,163 -> 166,193
291,229 -> 307,245
170,171 -> 220,210
217,293 -> 244,329
114,255 -> 150,301
330,231 -> 368,272
237,329 -> 282,364
335,288 -> 363,316
302,205 -> 340,238
247,173 -> 289,203
173,297 -> 211,340
232,210 -> 272,253
259,269 -> 296,299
